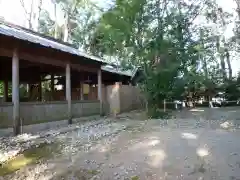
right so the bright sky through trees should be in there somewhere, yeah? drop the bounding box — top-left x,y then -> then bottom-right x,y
0,0 -> 239,74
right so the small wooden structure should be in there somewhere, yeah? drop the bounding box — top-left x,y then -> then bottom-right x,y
0,22 -> 133,135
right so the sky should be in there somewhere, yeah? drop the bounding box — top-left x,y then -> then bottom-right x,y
0,0 -> 108,26
0,0 -> 239,75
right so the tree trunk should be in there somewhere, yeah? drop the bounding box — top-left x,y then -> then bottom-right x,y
36,0 -> 42,31
20,0 -> 33,29
235,0 -> 240,20
225,49 -> 232,80
220,54 -> 227,80
63,12 -> 69,42
203,58 -> 208,78
216,36 -> 227,80
28,0 -> 34,30
32,0 -> 42,31
53,2 -> 58,39
200,29 -> 208,78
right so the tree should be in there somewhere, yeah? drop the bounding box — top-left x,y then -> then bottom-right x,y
20,0 -> 42,31
34,0 -> 239,113
51,0 -> 59,38
55,0 -> 89,42
205,4 -> 233,81
38,10 -> 55,36
89,0 -> 217,111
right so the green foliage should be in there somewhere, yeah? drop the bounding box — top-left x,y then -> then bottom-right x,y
131,176 -> 139,180
38,10 -> 55,36
35,0 -> 240,109
0,81 -> 12,97
87,0 -> 216,110
0,81 -> 3,97
224,77 -> 240,100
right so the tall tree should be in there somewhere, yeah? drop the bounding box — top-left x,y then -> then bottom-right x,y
20,0 -> 42,31
51,0 -> 59,38
89,0 -> 218,111
205,4 -> 233,81
56,0 -> 86,42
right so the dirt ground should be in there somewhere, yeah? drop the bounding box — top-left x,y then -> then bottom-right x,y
2,107 -> 240,180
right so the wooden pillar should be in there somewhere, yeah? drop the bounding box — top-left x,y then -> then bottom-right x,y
98,69 -> 103,115
66,63 -> 72,124
3,80 -> 8,102
80,81 -> 84,100
26,84 -> 29,96
88,84 -> 91,100
12,48 -> 20,135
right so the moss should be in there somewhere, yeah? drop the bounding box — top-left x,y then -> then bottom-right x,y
0,143 -> 61,176
52,168 -> 100,179
87,169 -> 100,175
131,175 -> 139,180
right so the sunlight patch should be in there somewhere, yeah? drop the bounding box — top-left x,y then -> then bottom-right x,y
149,136 -> 159,140
13,134 -> 40,143
196,148 -> 209,157
130,139 -> 160,150
220,121 -> 233,129
190,109 -> 204,112
181,132 -> 197,140
130,142 -> 146,150
0,149 -> 20,163
93,144 -> 110,153
147,139 -> 160,146
147,149 -> 166,167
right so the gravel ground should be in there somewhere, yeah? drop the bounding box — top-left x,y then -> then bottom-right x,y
1,107 -> 240,180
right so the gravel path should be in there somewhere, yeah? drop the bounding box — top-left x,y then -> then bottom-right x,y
1,107 -> 240,180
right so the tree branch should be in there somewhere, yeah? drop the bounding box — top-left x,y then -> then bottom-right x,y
20,0 -> 30,19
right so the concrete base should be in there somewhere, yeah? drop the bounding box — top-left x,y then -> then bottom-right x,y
0,115 -> 100,137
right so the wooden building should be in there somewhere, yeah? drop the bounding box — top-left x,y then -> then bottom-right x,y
0,22 -> 135,135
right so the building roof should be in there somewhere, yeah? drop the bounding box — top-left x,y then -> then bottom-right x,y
101,65 -> 135,77
0,21 -> 140,79
0,22 -> 105,64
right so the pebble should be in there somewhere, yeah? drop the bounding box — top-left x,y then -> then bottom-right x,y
90,175 -> 100,180
2,111 -> 240,180
0,119 -> 125,164
109,163 -> 115,168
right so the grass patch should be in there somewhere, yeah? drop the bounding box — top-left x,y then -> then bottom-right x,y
0,143 -> 61,176
52,168 -> 100,179
131,175 -> 139,180
87,169 -> 100,175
